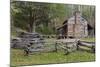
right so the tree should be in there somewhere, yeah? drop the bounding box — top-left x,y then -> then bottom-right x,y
11,1 -> 95,36
11,1 -> 67,34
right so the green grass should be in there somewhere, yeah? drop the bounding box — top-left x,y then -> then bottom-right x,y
11,49 -> 95,66
81,37 -> 95,42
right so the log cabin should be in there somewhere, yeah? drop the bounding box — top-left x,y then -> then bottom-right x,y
57,11 -> 92,38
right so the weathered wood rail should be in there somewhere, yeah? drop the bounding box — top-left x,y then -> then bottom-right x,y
24,39 -> 95,55
54,39 -> 79,54
27,39 -> 78,54
77,41 -> 95,53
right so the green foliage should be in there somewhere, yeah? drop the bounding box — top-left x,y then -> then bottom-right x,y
11,1 -> 95,35
36,26 -> 55,34
11,1 -> 68,34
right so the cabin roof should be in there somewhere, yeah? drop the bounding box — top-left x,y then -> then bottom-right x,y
57,23 -> 93,31
68,16 -> 87,24
57,15 -> 88,30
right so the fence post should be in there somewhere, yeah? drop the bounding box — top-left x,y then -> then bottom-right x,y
76,40 -> 80,50
91,45 -> 95,53
54,42 -> 58,52
64,43 -> 69,55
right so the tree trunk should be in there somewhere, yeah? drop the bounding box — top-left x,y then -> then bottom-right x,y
29,8 -> 34,33
29,14 -> 33,32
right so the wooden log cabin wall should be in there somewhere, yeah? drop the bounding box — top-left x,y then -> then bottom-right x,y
57,11 -> 89,39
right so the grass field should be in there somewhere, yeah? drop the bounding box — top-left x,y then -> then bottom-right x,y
11,49 -> 95,66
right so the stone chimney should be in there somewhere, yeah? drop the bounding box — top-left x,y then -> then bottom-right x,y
74,11 -> 81,18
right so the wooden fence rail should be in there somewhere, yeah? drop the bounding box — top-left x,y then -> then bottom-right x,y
77,41 -> 95,53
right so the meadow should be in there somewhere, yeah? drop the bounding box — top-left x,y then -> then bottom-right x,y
11,49 -> 95,66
